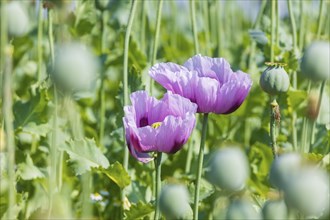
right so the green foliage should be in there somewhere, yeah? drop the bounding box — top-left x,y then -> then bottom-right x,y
124,201 -> 154,220
102,161 -> 131,189
62,138 -> 110,175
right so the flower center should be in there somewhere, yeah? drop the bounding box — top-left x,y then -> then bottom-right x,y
151,122 -> 162,129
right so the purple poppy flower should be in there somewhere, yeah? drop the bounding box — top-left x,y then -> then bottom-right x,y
123,91 -> 197,163
149,54 -> 252,114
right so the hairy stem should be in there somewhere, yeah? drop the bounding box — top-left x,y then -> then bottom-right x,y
193,113 -> 209,219
270,98 -> 279,158
316,0 -> 325,39
270,0 -> 276,62
37,0 -> 43,82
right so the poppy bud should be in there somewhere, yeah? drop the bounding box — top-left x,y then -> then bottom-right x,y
262,199 -> 288,220
301,41 -> 330,82
208,147 -> 249,191
226,199 -> 261,220
159,184 -> 193,220
6,1 -> 29,37
269,153 -> 302,189
260,65 -> 290,95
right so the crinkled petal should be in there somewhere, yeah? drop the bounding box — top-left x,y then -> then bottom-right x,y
130,91 -> 150,127
195,77 -> 219,113
156,113 -> 196,153
184,54 -> 233,84
162,91 -> 198,118
214,76 -> 252,114
149,63 -> 198,101
123,116 -> 153,163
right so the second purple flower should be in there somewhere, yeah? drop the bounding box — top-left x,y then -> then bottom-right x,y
149,54 -> 252,114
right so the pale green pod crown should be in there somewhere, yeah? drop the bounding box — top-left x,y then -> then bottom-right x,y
301,41 -> 330,82
260,65 -> 290,95
262,199 -> 288,220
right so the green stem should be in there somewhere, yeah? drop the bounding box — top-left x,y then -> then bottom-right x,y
301,81 -> 312,153
99,11 -> 106,150
248,0 -> 267,71
287,0 -> 298,150
190,0 -> 199,54
193,113 -> 209,219
139,1 -> 146,54
309,81 -> 326,152
123,0 -> 138,170
0,0 -> 8,100
185,139 -> 195,174
316,0 -> 325,39
203,0 -> 210,55
270,0 -> 276,62
37,0 -> 43,82
270,98 -> 279,158
149,0 -> 163,95
276,0 -> 279,46
215,0 -> 222,56
48,8 -> 56,218
3,45 -> 16,220
298,0 -> 305,50
154,152 -> 162,220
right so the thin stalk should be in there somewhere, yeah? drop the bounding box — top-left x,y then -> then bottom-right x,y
149,0 -> 163,95
99,11 -> 106,150
0,0 -> 8,100
139,1 -> 146,53
203,0 -> 210,55
193,113 -> 209,219
276,0 -> 279,46
185,139 -> 195,174
270,98 -> 279,158
316,0 -> 325,39
190,0 -> 199,54
123,0 -> 138,170
3,45 -> 16,220
271,0 -> 276,62
154,152 -> 162,220
48,8 -> 56,218
287,0 -> 298,150
301,81 -> 312,153
248,0 -> 267,71
37,0 -> 43,81
298,0 -> 305,50
215,0 -> 222,56
309,81 -> 326,152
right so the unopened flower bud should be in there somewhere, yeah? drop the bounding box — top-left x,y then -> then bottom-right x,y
260,65 -> 290,95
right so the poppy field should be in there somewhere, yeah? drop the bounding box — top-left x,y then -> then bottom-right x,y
0,0 -> 330,219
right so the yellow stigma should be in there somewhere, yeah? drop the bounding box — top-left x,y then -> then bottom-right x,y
151,122 -> 162,129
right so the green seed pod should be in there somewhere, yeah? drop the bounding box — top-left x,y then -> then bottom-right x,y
262,199 -> 288,220
52,42 -> 99,94
226,199 -> 262,220
159,184 -> 193,220
301,41 -> 330,82
209,147 -> 249,191
95,0 -> 111,11
284,167 -> 330,218
269,153 -> 301,190
6,1 -> 29,37
259,65 -> 290,95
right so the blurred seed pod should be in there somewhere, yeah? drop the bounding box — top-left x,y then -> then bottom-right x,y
301,41 -> 330,82
208,147 -> 249,191
283,167 -> 330,218
52,42 -> 99,95
159,184 -> 193,220
262,199 -> 288,220
6,1 -> 29,37
226,199 -> 262,220
95,0 -> 111,11
306,90 -> 319,121
269,153 -> 302,190
260,65 -> 290,95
